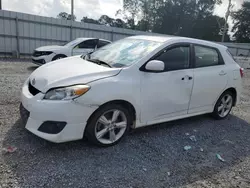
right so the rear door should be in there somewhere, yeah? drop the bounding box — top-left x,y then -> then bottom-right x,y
72,39 -> 98,56
188,44 -> 228,114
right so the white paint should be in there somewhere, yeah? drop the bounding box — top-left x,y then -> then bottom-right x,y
31,38 -> 111,64
21,35 -> 242,143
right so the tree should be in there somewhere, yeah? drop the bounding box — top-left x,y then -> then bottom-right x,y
116,0 -> 143,29
57,12 -> 76,21
81,17 -> 100,24
81,15 -> 126,28
232,2 -> 250,43
148,0 -> 225,41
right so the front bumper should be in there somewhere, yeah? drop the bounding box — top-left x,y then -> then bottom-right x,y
31,53 -> 55,65
20,80 -> 98,143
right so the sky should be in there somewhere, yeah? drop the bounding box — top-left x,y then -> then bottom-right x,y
2,0 -> 245,22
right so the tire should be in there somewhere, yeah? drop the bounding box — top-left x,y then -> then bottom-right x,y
212,91 -> 234,120
85,104 -> 132,147
52,54 -> 67,61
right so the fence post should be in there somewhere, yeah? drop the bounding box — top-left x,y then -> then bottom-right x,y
15,16 -> 20,58
111,29 -> 114,41
70,25 -> 73,40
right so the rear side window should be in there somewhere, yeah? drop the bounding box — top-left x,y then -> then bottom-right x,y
97,40 -> 110,48
194,45 -> 221,68
154,46 -> 190,71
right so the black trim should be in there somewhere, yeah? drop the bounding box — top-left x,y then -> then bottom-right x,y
32,58 -> 45,65
192,43 -> 225,69
28,82 -> 41,95
19,103 -> 30,126
139,43 -> 192,73
38,121 -> 67,134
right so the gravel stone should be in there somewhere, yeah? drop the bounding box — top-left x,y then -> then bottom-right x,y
1,59 -> 250,187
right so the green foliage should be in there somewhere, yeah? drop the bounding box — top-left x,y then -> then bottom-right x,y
57,12 -> 76,21
232,2 -> 250,43
57,0 -> 236,42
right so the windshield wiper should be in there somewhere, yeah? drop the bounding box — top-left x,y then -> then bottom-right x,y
87,59 -> 112,68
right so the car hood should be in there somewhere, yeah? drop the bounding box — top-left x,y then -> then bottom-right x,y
29,56 -> 121,93
35,45 -> 68,52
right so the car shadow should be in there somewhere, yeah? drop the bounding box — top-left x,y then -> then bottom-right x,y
2,114 -> 250,187
27,66 -> 38,72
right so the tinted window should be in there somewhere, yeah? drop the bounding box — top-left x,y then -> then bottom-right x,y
78,39 -> 97,49
194,45 -> 220,68
97,40 -> 110,48
154,46 -> 190,71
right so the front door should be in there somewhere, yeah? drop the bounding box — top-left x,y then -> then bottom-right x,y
72,39 -> 98,56
140,44 -> 194,124
188,44 -> 228,114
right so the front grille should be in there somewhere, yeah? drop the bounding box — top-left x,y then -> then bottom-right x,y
32,58 -> 45,65
28,82 -> 41,96
32,50 -> 42,57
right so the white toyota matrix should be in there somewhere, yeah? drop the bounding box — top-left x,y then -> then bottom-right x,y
20,36 -> 243,146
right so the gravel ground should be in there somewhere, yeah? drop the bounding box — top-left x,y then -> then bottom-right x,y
1,59 -> 250,188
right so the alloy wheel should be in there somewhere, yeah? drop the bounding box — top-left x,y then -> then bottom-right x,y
217,94 -> 233,118
94,109 -> 127,145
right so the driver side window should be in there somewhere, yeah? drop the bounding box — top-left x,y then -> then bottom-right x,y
154,45 -> 190,71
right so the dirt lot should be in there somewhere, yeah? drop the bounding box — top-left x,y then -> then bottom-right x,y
1,59 -> 250,188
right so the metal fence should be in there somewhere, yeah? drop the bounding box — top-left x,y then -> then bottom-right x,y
0,10 -> 153,58
0,9 -> 250,59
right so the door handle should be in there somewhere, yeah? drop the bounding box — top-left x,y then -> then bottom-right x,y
219,71 -> 227,76
181,76 -> 193,80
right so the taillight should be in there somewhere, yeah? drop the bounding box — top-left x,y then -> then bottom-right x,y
240,68 -> 244,78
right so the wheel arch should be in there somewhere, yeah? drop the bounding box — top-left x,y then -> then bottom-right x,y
224,87 -> 237,106
216,87 -> 237,107
87,99 -> 137,128
52,54 -> 67,61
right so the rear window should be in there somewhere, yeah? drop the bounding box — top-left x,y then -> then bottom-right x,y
226,49 -> 236,61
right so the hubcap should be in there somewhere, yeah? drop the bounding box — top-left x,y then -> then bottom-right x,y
95,109 -> 127,144
218,94 -> 233,118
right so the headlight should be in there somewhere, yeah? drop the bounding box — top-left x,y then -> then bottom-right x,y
44,85 -> 90,100
42,51 -> 53,56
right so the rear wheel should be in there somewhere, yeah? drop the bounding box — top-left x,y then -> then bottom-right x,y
212,91 -> 234,119
85,104 -> 132,147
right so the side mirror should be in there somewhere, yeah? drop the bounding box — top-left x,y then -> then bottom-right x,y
144,60 -> 165,72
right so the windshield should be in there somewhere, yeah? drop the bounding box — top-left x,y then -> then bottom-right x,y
63,39 -> 81,47
88,38 -> 162,68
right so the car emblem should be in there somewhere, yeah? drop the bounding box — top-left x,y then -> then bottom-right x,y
32,78 -> 36,85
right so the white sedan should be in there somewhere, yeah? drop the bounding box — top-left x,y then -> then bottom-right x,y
31,38 -> 111,65
20,35 -> 243,146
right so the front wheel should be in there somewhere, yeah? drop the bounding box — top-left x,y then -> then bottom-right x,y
85,104 -> 132,147
52,54 -> 67,61
212,91 -> 234,119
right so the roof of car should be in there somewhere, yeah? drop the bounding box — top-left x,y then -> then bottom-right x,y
76,38 -> 111,42
128,35 -> 227,49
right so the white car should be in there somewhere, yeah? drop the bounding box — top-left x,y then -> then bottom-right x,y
31,38 -> 111,65
20,35 -> 243,146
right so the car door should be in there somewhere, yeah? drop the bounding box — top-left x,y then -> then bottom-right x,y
188,44 -> 228,114
72,39 -> 98,56
140,44 -> 194,123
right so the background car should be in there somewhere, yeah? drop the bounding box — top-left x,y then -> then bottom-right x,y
31,38 -> 111,65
